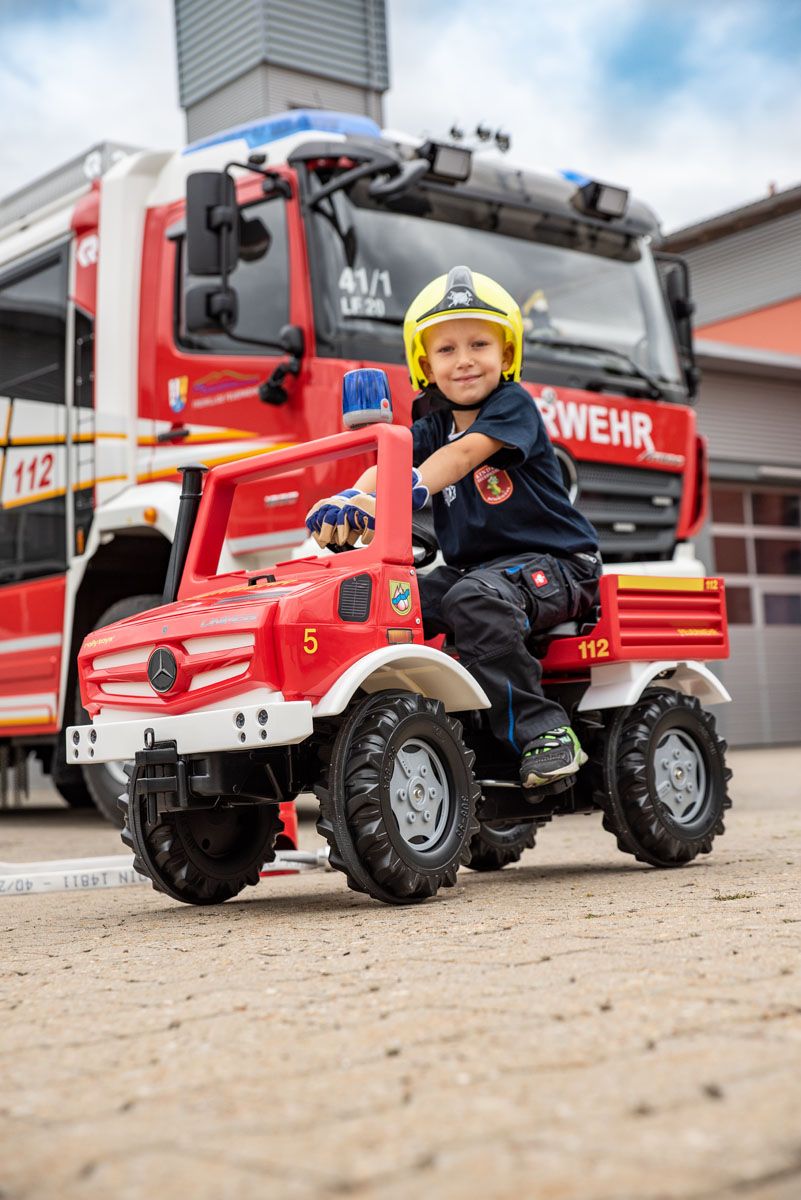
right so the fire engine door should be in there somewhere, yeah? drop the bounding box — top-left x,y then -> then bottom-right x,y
0,243 -> 70,734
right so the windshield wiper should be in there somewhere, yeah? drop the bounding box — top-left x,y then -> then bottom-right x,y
525,335 -> 666,399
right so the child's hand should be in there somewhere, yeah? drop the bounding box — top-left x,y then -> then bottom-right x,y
411,468 -> 430,511
336,492 -> 376,545
306,490 -> 361,547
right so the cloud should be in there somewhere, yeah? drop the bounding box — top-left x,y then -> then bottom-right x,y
1,0 -> 799,233
385,0 -> 801,230
0,0 -> 184,197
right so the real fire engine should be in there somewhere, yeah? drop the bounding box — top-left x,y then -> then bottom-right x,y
0,109 -> 705,822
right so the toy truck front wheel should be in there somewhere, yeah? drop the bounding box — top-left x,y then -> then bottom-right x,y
120,753 -> 284,905
316,691 -> 481,905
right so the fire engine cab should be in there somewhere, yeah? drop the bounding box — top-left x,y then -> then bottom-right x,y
0,109 -> 705,822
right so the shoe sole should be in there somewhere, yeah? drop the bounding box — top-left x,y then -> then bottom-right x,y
521,749 -> 588,789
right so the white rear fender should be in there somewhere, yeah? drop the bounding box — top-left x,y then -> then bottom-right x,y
313,645 -> 490,717
577,660 -> 731,712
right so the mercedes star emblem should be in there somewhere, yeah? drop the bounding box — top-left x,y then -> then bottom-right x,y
147,647 -> 177,693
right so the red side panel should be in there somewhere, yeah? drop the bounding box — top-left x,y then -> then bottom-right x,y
0,576 -> 65,735
541,575 -> 729,675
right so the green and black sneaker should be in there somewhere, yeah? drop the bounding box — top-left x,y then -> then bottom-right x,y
520,726 -> 588,788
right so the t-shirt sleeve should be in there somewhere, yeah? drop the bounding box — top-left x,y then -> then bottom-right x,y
411,415 -> 442,467
467,385 -> 541,467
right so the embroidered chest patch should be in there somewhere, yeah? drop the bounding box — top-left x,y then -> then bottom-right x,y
531,570 -> 549,588
473,465 -> 513,505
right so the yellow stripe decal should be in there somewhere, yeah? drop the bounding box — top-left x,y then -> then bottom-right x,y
2,486 -> 67,508
137,443 -> 296,483
617,575 -> 709,592
0,715 -> 54,727
9,436 -> 66,446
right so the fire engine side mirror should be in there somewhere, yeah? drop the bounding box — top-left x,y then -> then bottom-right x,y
655,251 -> 700,401
186,172 -> 240,277
185,284 -> 239,335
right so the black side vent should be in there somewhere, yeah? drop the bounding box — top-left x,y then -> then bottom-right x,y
338,574 -> 373,623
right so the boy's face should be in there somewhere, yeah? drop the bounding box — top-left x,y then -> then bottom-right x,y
420,318 -> 514,406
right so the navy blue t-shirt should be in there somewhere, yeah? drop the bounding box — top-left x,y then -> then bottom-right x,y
411,381 -> 598,567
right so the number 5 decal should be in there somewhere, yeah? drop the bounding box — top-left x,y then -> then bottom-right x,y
303,627 -> 318,655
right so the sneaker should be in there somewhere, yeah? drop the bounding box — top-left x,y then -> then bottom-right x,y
520,726 -> 588,788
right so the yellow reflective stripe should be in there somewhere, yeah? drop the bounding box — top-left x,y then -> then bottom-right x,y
137,443 -> 296,482
0,715 -> 54,727
8,436 -> 66,446
2,486 -> 66,508
616,575 -> 709,592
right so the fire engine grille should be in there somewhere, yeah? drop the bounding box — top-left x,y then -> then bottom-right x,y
574,463 -> 683,562
338,574 -> 373,623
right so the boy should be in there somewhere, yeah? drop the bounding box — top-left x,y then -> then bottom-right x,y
307,266 -> 601,789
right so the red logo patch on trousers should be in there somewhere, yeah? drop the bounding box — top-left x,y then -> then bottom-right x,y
532,570 -> 549,587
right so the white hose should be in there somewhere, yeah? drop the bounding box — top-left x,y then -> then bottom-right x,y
0,847 -> 330,896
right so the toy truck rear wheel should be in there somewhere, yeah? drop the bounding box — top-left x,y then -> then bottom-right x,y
466,819 -> 540,871
120,767 -> 283,905
316,691 -> 480,905
591,690 -> 732,867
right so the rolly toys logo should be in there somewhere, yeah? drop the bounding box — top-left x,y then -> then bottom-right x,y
389,580 -> 412,616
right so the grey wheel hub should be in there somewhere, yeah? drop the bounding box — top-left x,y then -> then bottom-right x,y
389,738 -> 450,852
653,730 -> 707,824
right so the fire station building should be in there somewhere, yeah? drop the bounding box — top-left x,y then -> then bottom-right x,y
665,185 -> 801,746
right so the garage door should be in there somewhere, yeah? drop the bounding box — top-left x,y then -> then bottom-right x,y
711,483 -> 801,745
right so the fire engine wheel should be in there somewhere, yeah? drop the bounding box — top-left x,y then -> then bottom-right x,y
465,818 -> 540,871
316,691 -> 480,905
77,594 -> 164,827
120,768 -> 283,905
592,690 -> 732,867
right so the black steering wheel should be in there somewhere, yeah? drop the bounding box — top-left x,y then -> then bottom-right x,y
326,517 -> 439,568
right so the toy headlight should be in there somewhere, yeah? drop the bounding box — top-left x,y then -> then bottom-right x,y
342,368 -> 393,429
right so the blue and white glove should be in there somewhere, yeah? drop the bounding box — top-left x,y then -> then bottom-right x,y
306,489 -> 377,547
306,489 -> 361,547
411,467 -> 430,511
336,491 -> 377,546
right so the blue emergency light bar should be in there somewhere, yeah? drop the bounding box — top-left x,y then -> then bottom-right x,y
183,110 -> 382,156
342,368 -> 393,429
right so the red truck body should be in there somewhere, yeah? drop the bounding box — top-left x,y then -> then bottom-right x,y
0,110 -> 704,814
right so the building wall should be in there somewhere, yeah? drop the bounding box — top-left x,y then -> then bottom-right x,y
681,207 -> 801,326
175,0 -> 388,139
185,64 -> 383,142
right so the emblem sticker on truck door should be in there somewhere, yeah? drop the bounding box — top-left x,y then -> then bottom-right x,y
389,581 -> 412,616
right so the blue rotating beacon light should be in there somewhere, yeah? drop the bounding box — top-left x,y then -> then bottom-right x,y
341,368 -> 393,429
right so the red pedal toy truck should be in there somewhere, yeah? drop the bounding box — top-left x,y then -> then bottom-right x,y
67,416 -> 732,906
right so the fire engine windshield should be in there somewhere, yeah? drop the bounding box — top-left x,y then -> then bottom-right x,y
310,184 -> 683,397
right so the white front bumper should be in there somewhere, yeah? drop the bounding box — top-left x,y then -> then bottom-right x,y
66,699 -> 313,764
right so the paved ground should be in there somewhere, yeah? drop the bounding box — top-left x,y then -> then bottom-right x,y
2,747 -> 801,1200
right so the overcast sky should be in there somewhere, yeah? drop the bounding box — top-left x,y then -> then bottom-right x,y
1,0 -> 800,233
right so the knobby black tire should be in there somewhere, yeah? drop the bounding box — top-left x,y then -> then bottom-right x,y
79,593 -> 164,827
316,691 -> 480,905
120,762 -> 283,905
466,819 -> 540,872
590,689 -> 732,867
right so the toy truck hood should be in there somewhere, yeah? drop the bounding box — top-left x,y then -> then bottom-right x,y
78,574 -> 322,719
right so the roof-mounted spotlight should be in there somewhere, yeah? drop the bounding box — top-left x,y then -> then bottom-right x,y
573,178 -> 630,220
420,139 -> 473,183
